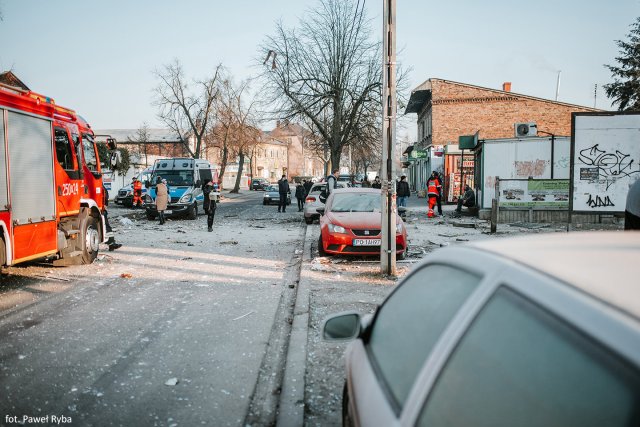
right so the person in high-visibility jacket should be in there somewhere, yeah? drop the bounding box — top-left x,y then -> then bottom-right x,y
426,172 -> 441,218
132,177 -> 143,208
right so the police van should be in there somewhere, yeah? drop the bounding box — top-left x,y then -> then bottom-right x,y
144,158 -> 219,220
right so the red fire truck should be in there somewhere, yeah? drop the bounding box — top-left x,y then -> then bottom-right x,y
0,82 -> 115,267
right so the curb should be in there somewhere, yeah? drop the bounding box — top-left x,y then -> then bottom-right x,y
277,224 -> 313,426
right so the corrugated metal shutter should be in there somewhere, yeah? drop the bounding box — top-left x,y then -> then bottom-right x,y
0,110 -> 8,210
7,111 -> 55,224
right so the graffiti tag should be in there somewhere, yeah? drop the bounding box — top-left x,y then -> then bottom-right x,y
554,156 -> 569,170
578,144 -> 639,179
586,194 -> 615,209
515,160 -> 546,177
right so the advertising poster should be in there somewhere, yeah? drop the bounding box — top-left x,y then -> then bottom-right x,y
499,179 -> 569,208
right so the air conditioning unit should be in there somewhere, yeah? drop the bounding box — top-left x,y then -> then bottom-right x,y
514,122 -> 537,137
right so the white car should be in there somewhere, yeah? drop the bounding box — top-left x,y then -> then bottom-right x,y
323,232 -> 640,426
303,181 -> 349,224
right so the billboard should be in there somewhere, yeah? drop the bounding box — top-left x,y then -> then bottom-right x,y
498,179 -> 569,208
481,137 -> 570,209
571,113 -> 640,213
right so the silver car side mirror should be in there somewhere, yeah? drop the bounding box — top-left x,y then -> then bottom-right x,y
322,312 -> 361,341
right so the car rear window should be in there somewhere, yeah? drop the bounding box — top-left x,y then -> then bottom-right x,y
367,264 -> 480,411
418,287 -> 640,427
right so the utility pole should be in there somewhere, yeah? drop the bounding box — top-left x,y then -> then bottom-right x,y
381,0 -> 397,275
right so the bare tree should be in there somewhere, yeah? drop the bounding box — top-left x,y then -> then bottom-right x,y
259,0 -> 385,170
208,76 -> 260,192
128,123 -> 151,167
153,59 -> 221,159
353,134 -> 381,177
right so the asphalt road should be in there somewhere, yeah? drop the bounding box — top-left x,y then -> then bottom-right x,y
0,190 -> 305,427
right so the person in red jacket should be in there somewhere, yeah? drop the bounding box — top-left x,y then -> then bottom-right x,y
132,177 -> 143,208
426,172 -> 441,218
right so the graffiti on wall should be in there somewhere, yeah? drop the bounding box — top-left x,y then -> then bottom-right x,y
578,144 -> 639,189
554,156 -> 569,170
514,159 -> 547,177
586,194 -> 615,208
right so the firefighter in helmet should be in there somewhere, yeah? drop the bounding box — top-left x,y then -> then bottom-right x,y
132,176 -> 143,208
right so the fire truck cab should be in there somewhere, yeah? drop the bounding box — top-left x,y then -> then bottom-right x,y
0,82 -> 112,267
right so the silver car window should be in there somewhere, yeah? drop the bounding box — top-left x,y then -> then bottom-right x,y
367,264 -> 480,411
418,287 -> 640,427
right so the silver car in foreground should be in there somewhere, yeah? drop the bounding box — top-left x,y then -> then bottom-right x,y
323,232 -> 640,427
303,181 -> 349,224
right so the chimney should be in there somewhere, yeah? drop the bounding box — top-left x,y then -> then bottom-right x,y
502,82 -> 512,92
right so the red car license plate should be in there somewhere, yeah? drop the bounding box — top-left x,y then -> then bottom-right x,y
353,239 -> 382,246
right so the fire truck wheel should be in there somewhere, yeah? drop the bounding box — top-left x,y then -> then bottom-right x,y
187,203 -> 197,220
0,237 -> 6,267
80,216 -> 100,264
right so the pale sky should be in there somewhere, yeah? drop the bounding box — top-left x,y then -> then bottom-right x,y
1,0 -> 639,141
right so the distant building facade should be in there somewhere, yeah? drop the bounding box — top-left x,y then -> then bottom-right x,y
404,78 -> 599,200
95,128 -> 189,168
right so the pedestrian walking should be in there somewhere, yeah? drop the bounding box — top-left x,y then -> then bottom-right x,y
426,172 -> 441,218
102,186 -> 122,251
326,169 -> 339,195
625,178 -> 640,230
278,175 -> 290,213
397,175 -> 410,208
436,172 -> 444,215
295,183 -> 305,211
132,177 -> 143,208
203,180 -> 217,231
155,176 -> 168,225
303,179 -> 313,197
371,176 -> 382,189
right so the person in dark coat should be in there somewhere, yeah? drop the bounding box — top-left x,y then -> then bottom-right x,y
625,178 -> 640,230
278,175 -> 290,213
371,176 -> 382,189
295,184 -> 305,211
303,179 -> 313,197
102,186 -> 122,251
455,184 -> 476,215
203,180 -> 217,231
397,175 -> 410,207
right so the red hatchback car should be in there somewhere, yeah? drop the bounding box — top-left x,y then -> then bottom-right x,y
317,188 -> 408,259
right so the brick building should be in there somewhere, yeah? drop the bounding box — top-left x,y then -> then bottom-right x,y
404,78 -> 599,199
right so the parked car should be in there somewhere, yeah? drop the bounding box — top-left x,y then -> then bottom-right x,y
251,178 -> 270,191
317,188 -> 407,259
303,181 -> 349,224
338,174 -> 358,187
262,185 -> 291,206
323,232 -> 640,427
114,167 -> 153,207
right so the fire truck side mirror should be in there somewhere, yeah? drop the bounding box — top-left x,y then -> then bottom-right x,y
106,138 -> 117,150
